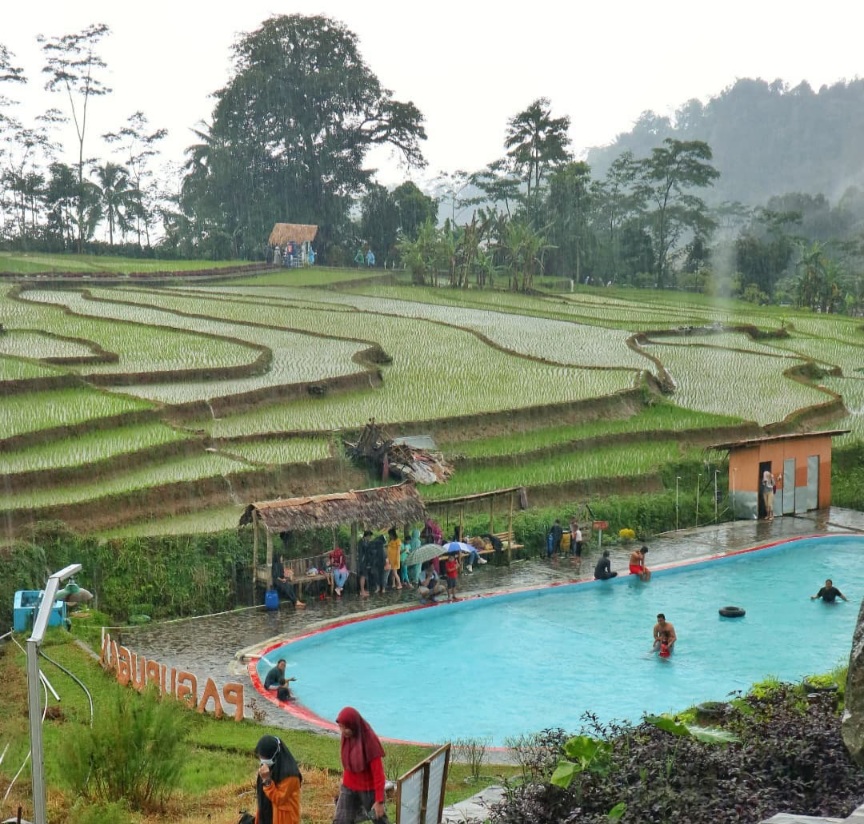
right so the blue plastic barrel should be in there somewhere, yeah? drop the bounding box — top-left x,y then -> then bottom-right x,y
264,589 -> 280,610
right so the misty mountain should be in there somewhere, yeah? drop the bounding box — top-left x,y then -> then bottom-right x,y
585,77 -> 864,206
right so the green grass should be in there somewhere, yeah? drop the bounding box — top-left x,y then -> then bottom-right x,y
0,639 -> 515,824
222,265 -> 394,287
0,387 -> 152,440
0,452 -> 251,510
0,422 -> 191,474
96,505 -> 247,538
420,441 -> 693,499
441,403 -> 741,459
218,436 -> 333,464
0,353 -> 66,380
0,251 -> 248,275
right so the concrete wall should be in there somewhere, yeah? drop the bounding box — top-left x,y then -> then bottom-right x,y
728,435 -> 833,519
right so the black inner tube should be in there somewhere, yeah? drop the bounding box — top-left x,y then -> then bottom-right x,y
719,605 -> 746,618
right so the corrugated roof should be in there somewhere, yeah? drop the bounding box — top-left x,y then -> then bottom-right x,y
708,430 -> 850,451
239,482 -> 426,532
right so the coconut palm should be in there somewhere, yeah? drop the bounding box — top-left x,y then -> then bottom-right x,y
92,161 -> 133,246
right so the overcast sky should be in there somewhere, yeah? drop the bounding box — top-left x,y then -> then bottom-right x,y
3,0 -> 863,186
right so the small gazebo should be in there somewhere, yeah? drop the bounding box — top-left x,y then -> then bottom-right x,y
268,223 -> 318,267
240,483 -> 426,590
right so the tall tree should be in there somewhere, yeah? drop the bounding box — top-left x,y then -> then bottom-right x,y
39,23 -> 111,253
360,184 -> 400,265
103,111 -> 167,247
391,180 -> 437,240
545,161 -> 594,281
505,98 -> 571,218
92,161 -> 133,246
635,139 -> 719,287
183,14 -> 426,260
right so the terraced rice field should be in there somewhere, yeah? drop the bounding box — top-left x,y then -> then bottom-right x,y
1,267 -> 862,537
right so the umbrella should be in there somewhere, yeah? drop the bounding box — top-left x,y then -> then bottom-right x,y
405,543 -> 446,566
446,541 -> 474,555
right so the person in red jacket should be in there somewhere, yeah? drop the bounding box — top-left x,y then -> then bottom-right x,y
333,706 -> 388,824
254,734 -> 302,824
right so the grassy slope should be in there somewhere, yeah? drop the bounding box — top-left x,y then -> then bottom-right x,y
0,638 -> 515,824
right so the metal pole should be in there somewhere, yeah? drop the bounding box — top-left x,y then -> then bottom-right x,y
696,475 -> 701,527
27,563 -> 81,824
714,470 -> 719,522
676,477 -> 681,531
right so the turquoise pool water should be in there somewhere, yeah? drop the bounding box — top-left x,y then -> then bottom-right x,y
257,536 -> 863,744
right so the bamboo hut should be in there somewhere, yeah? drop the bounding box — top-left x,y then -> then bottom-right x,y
240,483 -> 426,591
268,223 -> 318,267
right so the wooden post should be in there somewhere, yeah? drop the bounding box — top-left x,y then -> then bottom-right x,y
349,521 -> 358,587
508,491 -> 515,564
266,530 -> 274,591
252,509 -> 259,606
489,495 -> 494,534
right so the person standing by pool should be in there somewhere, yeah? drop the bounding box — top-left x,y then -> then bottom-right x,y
811,579 -> 848,603
550,519 -> 563,558
334,707 -> 388,824
571,522 -> 584,569
762,468 -> 776,521
254,734 -> 303,824
629,545 -> 651,581
653,614 -> 677,654
444,553 -> 460,601
386,527 -> 402,590
594,550 -> 617,580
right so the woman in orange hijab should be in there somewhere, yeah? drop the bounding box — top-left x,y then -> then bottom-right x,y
333,706 -> 388,823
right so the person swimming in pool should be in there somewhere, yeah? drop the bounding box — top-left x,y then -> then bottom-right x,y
811,579 -> 847,603
652,613 -> 677,654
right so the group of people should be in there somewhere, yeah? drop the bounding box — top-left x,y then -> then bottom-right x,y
589,544 -> 650,582
251,706 -> 389,824
647,577 -> 847,663
546,519 -> 584,565
357,520 -> 492,600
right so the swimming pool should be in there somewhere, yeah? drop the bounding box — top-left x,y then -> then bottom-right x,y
253,535 -> 863,745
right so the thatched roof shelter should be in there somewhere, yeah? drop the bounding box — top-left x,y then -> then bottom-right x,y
268,223 -> 318,246
240,483 -> 426,533
242,484 -> 426,589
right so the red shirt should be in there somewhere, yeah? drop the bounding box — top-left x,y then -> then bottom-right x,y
445,558 -> 459,579
342,756 -> 386,803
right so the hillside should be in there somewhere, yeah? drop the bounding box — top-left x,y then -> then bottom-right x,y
585,77 -> 864,206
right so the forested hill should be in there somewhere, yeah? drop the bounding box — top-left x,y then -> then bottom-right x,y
585,78 -> 864,206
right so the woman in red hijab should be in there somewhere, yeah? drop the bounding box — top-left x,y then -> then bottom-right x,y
334,706 -> 388,824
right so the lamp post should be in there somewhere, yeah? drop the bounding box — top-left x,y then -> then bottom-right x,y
675,477 -> 681,531
27,563 -> 82,824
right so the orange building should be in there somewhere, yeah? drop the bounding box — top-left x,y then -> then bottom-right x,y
710,430 -> 849,520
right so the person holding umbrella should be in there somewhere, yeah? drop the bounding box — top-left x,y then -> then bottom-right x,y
334,707 -> 389,824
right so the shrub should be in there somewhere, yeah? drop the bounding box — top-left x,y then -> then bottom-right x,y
63,685 -> 190,810
490,686 -> 864,824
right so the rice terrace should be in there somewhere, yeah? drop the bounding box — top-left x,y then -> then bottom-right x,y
1,256 -> 863,540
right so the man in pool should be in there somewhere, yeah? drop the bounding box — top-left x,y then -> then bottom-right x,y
629,545 -> 651,581
653,614 -> 677,654
811,579 -> 848,603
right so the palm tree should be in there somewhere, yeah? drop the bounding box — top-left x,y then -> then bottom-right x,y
92,162 -> 133,246
505,98 -> 571,219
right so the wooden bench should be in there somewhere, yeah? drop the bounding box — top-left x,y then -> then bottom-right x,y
255,553 -> 331,599
493,531 -> 524,553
